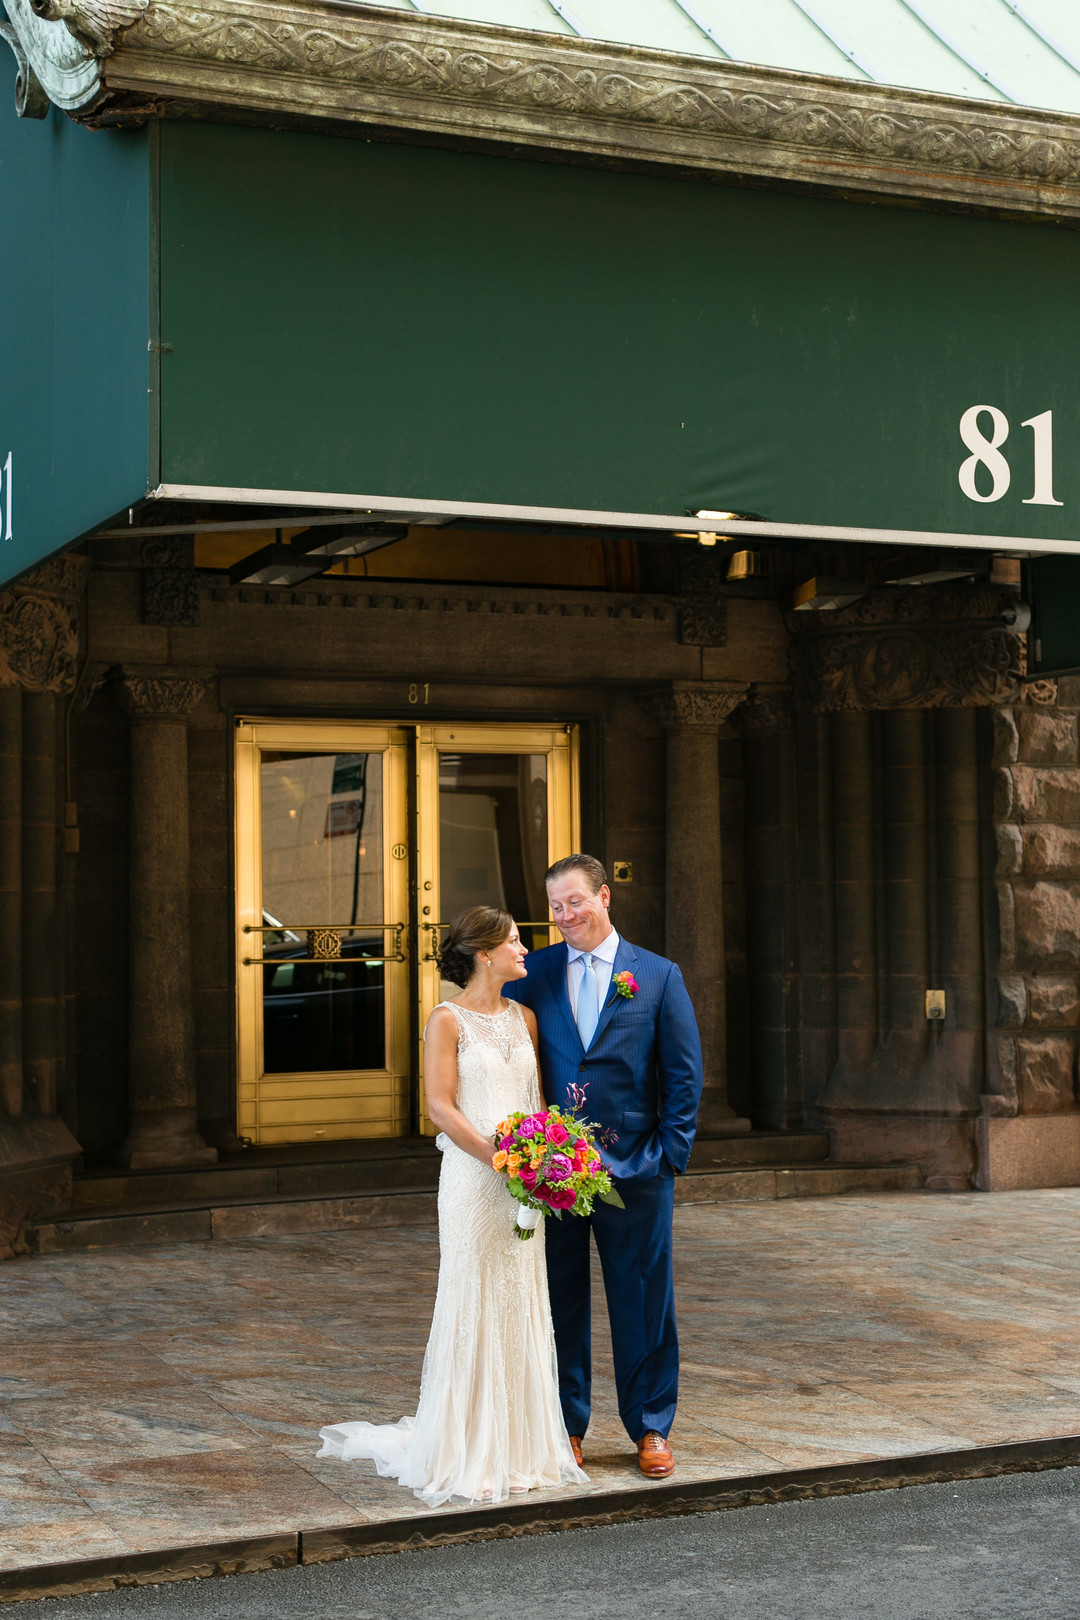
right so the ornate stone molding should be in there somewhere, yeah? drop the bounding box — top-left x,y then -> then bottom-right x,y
674,550 -> 727,649
733,688 -> 793,732
788,583 -> 1040,712
1,0 -> 1070,220
0,20 -> 49,115
1,0 -> 104,111
645,680 -> 749,730
30,0 -> 148,57
208,579 -> 673,621
141,536 -> 199,628
114,665 -> 213,722
0,556 -> 88,693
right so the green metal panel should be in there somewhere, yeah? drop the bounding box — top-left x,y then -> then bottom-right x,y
159,121 -> 1080,542
0,48 -> 150,588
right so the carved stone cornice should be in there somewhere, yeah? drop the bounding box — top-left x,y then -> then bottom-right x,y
114,665 -> 213,722
0,555 -> 88,694
0,0 -> 1075,221
646,680 -> 749,731
788,587 -> 1032,712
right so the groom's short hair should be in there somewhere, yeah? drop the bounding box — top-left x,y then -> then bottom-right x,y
545,853 -> 608,894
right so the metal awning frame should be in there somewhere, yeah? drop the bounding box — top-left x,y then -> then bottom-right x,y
94,481 -> 1080,559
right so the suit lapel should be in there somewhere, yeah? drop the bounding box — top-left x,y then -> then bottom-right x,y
540,942 -> 581,1050
592,938 -> 639,1047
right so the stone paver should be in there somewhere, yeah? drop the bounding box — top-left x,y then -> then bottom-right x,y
2,1189 -> 1080,1571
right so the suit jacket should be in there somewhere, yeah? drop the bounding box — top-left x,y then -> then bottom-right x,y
506,937 -> 703,1181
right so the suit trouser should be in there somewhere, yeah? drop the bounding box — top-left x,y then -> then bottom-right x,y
545,1165 -> 678,1442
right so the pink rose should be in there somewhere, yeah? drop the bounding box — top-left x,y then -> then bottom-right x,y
519,1168 -> 538,1191
548,1184 -> 576,1211
547,1154 -> 573,1182
499,1135 -> 514,1152
517,1116 -> 542,1139
545,1121 -> 569,1147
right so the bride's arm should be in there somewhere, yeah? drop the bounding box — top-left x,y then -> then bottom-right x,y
424,1007 -> 501,1168
520,1004 -> 547,1105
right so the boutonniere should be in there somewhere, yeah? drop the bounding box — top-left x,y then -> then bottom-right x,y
612,971 -> 639,1000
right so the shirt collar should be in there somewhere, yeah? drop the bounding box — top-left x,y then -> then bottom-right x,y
567,927 -> 620,965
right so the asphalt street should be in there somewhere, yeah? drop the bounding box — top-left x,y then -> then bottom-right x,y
18,1468 -> 1080,1620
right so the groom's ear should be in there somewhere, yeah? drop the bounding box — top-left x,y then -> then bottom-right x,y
599,885 -> 611,910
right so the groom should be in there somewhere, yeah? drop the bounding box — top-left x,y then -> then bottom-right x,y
507,853 -> 703,1478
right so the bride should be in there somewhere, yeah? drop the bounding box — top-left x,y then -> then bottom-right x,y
317,905 -> 588,1507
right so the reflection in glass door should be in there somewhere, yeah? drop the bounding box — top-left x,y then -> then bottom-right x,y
235,722 -> 409,1143
416,724 -> 579,1131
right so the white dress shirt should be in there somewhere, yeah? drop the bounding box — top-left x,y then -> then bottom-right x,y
566,928 -> 620,1018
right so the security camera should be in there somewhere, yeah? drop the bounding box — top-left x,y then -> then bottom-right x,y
999,601 -> 1032,633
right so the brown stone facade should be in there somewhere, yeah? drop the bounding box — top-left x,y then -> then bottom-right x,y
981,687 -> 1080,1187
2,541 -> 1079,1250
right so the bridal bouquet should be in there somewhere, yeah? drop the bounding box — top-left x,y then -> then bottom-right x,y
493,1090 -> 624,1240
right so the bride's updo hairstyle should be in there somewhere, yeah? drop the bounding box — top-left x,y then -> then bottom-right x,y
435,906 -> 514,988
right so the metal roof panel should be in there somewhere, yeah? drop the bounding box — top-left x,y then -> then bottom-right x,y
401,0 -> 1080,115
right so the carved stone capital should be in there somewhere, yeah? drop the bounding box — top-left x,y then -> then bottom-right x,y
790,625 -> 1026,713
0,556 -> 88,693
733,688 -> 793,733
787,584 -> 1038,713
114,665 -> 213,722
646,680 -> 750,731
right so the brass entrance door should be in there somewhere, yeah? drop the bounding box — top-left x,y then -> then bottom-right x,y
415,723 -> 579,1132
234,719 -> 578,1143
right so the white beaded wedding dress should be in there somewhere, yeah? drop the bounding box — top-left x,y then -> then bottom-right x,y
317,1000 -> 588,1507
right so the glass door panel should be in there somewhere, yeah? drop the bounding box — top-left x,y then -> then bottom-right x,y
416,724 -> 579,1131
236,721 -> 409,1144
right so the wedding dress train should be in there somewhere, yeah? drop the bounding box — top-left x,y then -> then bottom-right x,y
317,1000 -> 588,1507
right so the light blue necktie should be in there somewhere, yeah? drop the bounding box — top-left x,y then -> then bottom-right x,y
575,953 -> 599,1050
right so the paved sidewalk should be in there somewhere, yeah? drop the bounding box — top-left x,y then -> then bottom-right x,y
3,1189 -> 1080,1584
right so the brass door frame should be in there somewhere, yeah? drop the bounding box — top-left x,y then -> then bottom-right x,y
415,722 -> 580,1133
235,719 -> 410,1144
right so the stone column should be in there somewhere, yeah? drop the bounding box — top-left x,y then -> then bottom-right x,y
737,690 -> 802,1129
820,710 -> 878,1106
0,689 -> 21,1118
116,667 -> 217,1169
22,691 -> 59,1117
0,559 -> 84,1256
647,681 -> 751,1136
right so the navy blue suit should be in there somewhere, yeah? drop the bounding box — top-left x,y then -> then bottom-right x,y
507,936 -> 703,1441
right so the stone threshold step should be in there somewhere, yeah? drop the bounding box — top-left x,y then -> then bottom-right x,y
20,1162 -> 923,1254
689,1131 -> 830,1169
3,1433 -> 1077,1605
677,1163 -> 922,1202
71,1150 -> 441,1215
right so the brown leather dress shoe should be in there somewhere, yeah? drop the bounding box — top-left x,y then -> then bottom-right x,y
568,1435 -> 584,1469
637,1431 -> 674,1477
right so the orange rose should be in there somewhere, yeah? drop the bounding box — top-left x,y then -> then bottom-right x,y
493,1150 -> 508,1170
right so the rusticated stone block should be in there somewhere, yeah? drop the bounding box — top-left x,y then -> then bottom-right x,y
985,1032 -> 1020,1112
1056,676 -> 1080,710
996,975 -> 1026,1029
1017,710 -> 1079,764
993,767 -> 1015,821
1014,882 -> 1080,970
1017,1033 -> 1077,1113
977,1113 -> 1080,1191
997,882 -> 1017,970
1026,977 -> 1080,1029
996,824 -> 1023,878
1011,766 -> 1080,824
1022,824 -> 1080,879
992,708 -> 1019,766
